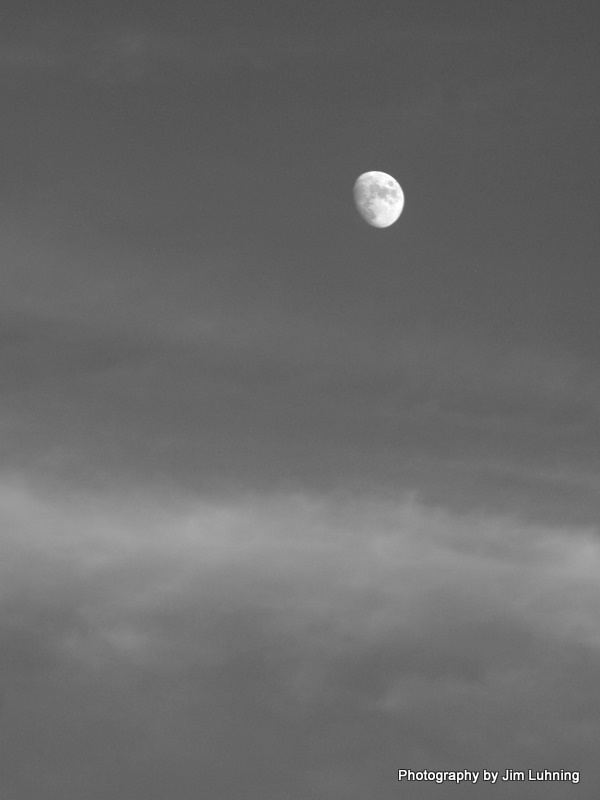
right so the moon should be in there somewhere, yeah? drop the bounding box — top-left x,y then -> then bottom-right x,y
353,171 -> 404,228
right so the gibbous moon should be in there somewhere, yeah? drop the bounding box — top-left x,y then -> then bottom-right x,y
353,171 -> 404,228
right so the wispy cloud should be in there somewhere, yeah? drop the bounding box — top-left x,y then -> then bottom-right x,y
2,217 -> 599,517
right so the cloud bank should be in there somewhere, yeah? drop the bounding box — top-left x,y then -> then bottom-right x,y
1,477 -> 599,798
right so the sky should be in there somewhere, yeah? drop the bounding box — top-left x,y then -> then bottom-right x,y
1,1 -> 600,797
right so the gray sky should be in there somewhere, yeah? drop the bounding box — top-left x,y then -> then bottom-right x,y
1,2 -> 600,798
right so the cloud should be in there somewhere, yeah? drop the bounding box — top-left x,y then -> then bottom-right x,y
1,476 -> 599,796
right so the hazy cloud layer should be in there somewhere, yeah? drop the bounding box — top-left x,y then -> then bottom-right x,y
1,477 -> 599,798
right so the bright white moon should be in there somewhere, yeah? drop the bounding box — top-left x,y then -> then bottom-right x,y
353,171 -> 404,228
